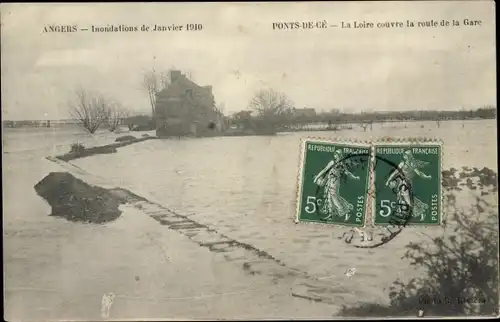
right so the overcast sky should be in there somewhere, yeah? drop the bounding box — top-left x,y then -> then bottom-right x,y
1,1 -> 496,120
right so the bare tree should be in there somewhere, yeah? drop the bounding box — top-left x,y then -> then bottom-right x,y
248,88 -> 294,118
248,88 -> 295,130
142,69 -> 161,118
104,100 -> 127,132
68,88 -> 108,134
142,68 -> 181,117
120,109 -> 132,130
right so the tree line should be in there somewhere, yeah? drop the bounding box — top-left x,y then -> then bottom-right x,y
311,106 -> 497,124
26,70 -> 496,134
230,88 -> 496,130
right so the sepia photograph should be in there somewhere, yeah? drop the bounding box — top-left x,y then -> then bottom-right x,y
2,1 -> 498,320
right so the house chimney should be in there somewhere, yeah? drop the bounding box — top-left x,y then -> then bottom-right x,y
170,70 -> 182,83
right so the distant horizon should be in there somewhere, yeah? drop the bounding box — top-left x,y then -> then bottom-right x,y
2,105 -> 496,122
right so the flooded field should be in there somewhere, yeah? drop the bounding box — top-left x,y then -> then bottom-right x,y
3,119 -> 498,319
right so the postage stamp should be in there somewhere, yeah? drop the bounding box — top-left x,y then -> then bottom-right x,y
371,139 -> 443,226
295,138 -> 372,227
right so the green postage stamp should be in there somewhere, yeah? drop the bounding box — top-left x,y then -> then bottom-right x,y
295,138 -> 443,227
371,140 -> 443,226
295,139 -> 372,227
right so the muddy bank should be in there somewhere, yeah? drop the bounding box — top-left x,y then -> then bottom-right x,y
115,135 -> 138,142
56,136 -> 155,162
34,172 -> 127,223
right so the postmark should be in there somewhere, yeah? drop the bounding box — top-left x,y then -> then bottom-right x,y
296,137 -> 442,248
334,145 -> 416,248
372,139 -> 443,226
295,138 -> 372,227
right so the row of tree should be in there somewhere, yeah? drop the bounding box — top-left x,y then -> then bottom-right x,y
67,68 -> 496,134
314,106 -> 497,124
230,87 -> 496,130
68,88 -> 130,134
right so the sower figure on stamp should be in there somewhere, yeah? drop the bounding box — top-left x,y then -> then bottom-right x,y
386,149 -> 432,221
313,149 -> 360,221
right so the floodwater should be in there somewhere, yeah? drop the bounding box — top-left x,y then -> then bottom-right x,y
3,119 -> 498,319
73,120 -> 496,272
2,126 -> 141,155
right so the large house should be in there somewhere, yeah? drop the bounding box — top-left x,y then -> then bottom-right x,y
155,70 -> 223,137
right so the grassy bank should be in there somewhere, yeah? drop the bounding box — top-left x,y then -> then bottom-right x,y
56,136 -> 155,162
337,167 -> 499,317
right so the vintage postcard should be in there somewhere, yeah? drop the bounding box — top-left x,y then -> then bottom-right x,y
2,1 -> 498,320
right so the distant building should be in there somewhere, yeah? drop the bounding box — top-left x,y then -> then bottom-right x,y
229,110 -> 253,130
155,70 -> 223,137
293,107 -> 317,118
